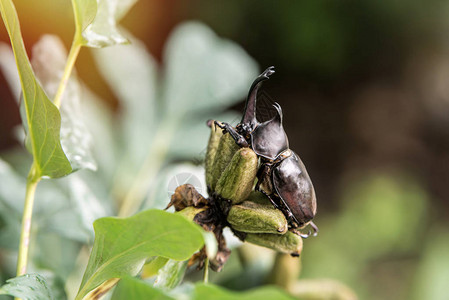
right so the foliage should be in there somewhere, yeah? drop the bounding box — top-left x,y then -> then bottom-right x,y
0,0 -> 71,179
76,210 -> 214,299
0,274 -> 54,300
0,0 -> 265,298
1,0 -> 446,299
111,277 -> 294,300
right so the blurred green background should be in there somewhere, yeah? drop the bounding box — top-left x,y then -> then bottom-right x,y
1,0 -> 449,299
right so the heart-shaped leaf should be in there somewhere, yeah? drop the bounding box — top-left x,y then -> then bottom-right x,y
0,273 -> 54,300
75,209 -> 211,300
0,0 -> 72,179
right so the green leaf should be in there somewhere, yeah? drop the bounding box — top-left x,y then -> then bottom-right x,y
72,0 -> 137,47
111,276 -> 175,300
91,32 -> 157,123
71,0 -> 97,36
0,274 -> 54,300
110,280 -> 295,300
192,283 -> 294,300
78,85 -> 117,182
142,257 -> 169,278
91,32 -> 158,177
154,260 -> 189,290
0,0 -> 72,179
44,174 -> 110,243
75,209 -> 208,300
105,275 -> 296,300
163,21 -> 259,116
31,35 -> 97,172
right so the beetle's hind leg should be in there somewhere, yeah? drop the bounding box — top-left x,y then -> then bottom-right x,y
310,221 -> 319,236
214,121 -> 249,147
294,221 -> 319,239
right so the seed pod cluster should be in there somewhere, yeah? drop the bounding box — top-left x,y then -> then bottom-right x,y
205,121 -> 303,256
168,121 -> 305,272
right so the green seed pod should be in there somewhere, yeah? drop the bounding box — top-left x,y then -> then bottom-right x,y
245,231 -> 303,256
209,132 -> 240,191
215,148 -> 258,204
227,201 -> 288,234
205,122 -> 223,188
246,191 -> 273,205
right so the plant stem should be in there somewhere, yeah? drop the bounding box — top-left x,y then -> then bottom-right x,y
203,258 -> 209,284
16,164 -> 40,276
53,39 -> 81,108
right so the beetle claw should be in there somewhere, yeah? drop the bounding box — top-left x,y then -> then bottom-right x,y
292,221 -> 318,239
310,221 -> 319,237
299,229 -> 312,239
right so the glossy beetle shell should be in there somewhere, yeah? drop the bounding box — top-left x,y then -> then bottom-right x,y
272,152 -> 316,226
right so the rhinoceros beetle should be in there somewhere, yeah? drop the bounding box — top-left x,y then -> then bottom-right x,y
215,66 -> 318,237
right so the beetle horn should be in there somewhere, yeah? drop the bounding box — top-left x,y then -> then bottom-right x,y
272,102 -> 283,124
241,66 -> 275,128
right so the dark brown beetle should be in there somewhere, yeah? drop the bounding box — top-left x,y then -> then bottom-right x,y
215,66 -> 318,237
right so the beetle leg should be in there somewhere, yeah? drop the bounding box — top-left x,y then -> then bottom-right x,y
294,222 -> 319,239
255,163 -> 278,205
214,121 -> 249,147
299,229 -> 312,239
290,227 -> 311,239
310,221 -> 319,237
255,163 -> 270,191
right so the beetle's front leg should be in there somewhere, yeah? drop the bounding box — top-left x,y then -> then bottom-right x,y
255,163 -> 271,192
214,121 -> 249,147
